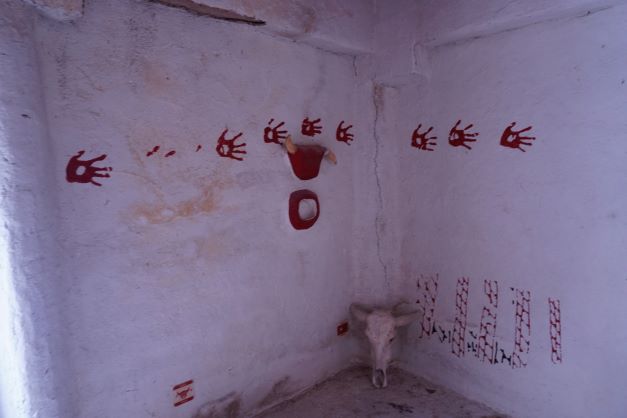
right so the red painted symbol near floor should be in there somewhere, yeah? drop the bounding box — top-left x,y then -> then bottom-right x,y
164,150 -> 176,157
337,321 -> 349,336
65,150 -> 112,187
301,117 -> 322,137
336,120 -> 354,145
411,124 -> 436,151
448,120 -> 479,150
499,122 -> 535,152
264,119 -> 288,144
216,128 -> 247,161
173,379 -> 194,407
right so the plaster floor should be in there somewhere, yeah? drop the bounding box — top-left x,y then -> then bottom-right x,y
257,366 -> 508,418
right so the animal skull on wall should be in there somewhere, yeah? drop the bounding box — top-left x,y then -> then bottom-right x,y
350,303 -> 422,388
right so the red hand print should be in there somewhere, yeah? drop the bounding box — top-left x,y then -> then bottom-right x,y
66,150 -> 112,187
411,124 -> 437,151
336,120 -> 354,145
216,129 -> 247,161
301,117 -> 322,137
500,122 -> 535,152
263,119 -> 288,144
448,120 -> 479,150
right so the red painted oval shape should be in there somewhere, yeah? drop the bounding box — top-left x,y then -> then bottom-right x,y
289,189 -> 320,230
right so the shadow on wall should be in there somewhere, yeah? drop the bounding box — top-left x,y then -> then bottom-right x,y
192,376 -> 298,418
193,391 -> 241,418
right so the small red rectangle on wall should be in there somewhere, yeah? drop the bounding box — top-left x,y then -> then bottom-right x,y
173,379 -> 194,407
337,321 -> 349,336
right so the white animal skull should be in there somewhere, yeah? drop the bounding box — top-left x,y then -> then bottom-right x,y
351,303 -> 421,388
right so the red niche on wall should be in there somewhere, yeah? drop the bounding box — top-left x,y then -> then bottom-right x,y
287,144 -> 327,180
289,189 -> 320,230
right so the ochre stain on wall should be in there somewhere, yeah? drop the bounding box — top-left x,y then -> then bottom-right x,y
131,184 -> 223,224
192,234 -> 227,260
140,58 -> 176,96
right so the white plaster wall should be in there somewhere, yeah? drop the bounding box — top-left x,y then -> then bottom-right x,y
23,0 -> 83,21
0,1 -> 71,417
17,0 -> 377,416
7,0 -> 627,417
414,0 -> 627,46
392,2 -> 627,417
191,0 -> 376,53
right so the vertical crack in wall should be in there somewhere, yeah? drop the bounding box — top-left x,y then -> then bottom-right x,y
372,82 -> 389,290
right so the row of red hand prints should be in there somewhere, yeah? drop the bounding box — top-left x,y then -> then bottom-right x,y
265,118 -> 354,144
65,117 -> 354,187
412,121 -> 536,152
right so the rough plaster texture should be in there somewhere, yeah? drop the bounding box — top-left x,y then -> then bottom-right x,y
258,366 -> 506,418
0,2 -> 70,417
0,0 -> 378,417
387,2 -> 627,418
3,0 -> 627,417
413,0 -> 627,47
175,0 -> 376,53
22,0 -> 83,21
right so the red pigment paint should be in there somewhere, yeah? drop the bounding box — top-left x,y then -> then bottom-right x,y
411,124 -> 437,151
165,150 -> 176,157
477,280 -> 499,364
337,322 -> 349,336
172,380 -> 194,407
289,189 -> 320,230
264,118 -> 287,144
548,298 -> 562,364
216,128 -> 246,161
146,145 -> 160,157
287,144 -> 327,180
448,120 -> 479,150
196,145 -> 202,152
336,120 -> 354,145
511,288 -> 531,368
65,150 -> 112,187
451,277 -> 470,358
301,117 -> 322,137
416,274 -> 439,338
500,122 -> 535,152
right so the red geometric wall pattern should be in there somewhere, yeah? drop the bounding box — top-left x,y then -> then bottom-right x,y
451,277 -> 470,357
548,298 -> 563,364
511,288 -> 531,368
477,280 -> 499,363
416,274 -> 439,338
413,274 -> 560,369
